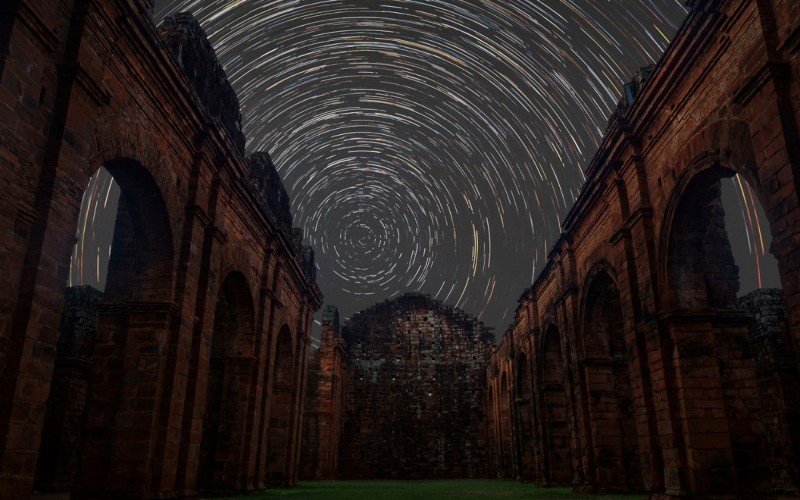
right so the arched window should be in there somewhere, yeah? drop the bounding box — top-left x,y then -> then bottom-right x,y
37,159 -> 174,495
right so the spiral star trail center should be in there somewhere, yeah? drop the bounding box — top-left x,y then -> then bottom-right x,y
146,1 -> 690,333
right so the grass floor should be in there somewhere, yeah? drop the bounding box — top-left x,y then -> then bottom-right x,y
226,480 -> 646,499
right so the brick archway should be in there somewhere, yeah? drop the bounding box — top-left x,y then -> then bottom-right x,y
33,158 -> 175,494
70,157 -> 176,496
266,325 -> 296,486
540,325 -> 572,486
658,120 -> 781,310
199,271 -> 256,493
659,158 -> 800,494
580,268 -> 641,492
662,165 -> 741,311
88,113 -> 186,242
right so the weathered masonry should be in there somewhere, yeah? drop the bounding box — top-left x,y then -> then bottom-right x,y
324,295 -> 494,479
299,295 -> 495,480
0,3 -> 321,498
299,306 -> 346,481
486,0 -> 800,497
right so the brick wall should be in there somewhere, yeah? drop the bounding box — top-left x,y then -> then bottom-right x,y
0,4 -> 322,498
485,1 -> 800,497
339,294 -> 493,479
34,286 -> 103,493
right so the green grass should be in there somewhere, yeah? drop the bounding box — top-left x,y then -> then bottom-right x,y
221,480 -> 646,499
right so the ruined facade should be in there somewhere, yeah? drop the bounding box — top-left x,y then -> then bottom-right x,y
334,294 -> 494,479
0,4 -> 321,498
3,0 -> 800,497
486,0 -> 800,497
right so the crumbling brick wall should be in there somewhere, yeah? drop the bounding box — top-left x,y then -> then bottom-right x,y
740,289 -> 800,493
34,286 -> 103,492
160,12 -> 246,155
339,294 -> 494,479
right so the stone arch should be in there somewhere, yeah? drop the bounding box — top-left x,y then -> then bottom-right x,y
64,157 -> 176,496
580,245 -> 618,281
515,350 -> 535,480
540,324 -> 572,486
198,271 -> 256,493
656,140 -> 797,493
266,325 -> 296,485
580,267 -> 642,492
658,119 -> 779,308
661,164 -> 742,310
37,154 -> 180,492
672,120 -> 759,200
89,113 -> 184,242
97,158 -> 175,301
498,372 -> 513,478
219,241 -> 261,294
579,261 -> 621,356
58,113 -> 183,304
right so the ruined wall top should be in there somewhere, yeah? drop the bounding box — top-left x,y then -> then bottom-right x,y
320,304 -> 344,349
57,286 -> 104,359
245,151 -> 294,233
244,152 -> 320,281
322,305 -> 341,332
160,12 -> 246,155
343,292 -> 494,347
160,13 -> 320,285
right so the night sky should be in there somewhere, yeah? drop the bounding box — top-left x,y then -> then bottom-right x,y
70,1 -> 780,338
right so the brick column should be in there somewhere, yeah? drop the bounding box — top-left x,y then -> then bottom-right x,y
174,198 -> 225,494
254,259 -> 282,486
240,246 -> 276,491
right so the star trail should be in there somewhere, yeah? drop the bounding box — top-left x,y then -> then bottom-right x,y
70,1 -> 779,336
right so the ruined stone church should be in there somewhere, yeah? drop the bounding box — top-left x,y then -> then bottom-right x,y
1,0 -> 800,498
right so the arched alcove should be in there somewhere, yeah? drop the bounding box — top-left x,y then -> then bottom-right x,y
36,158 -> 175,496
266,326 -> 296,486
198,272 -> 256,492
582,270 -> 641,491
541,326 -> 572,486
